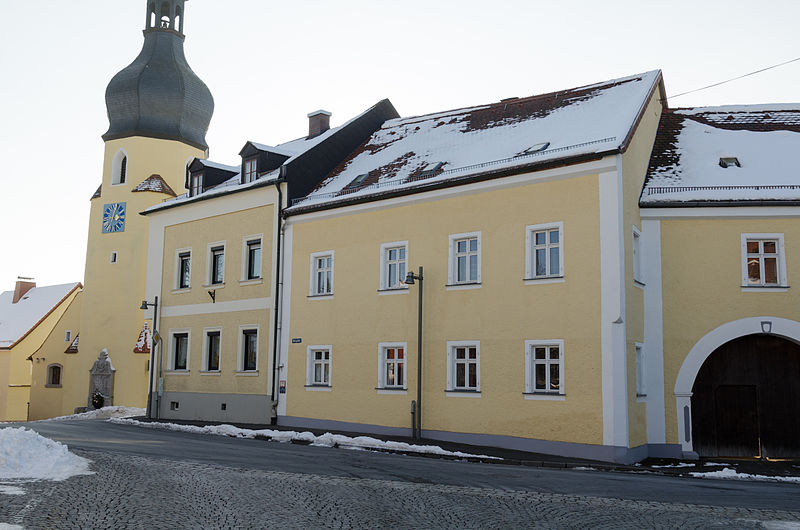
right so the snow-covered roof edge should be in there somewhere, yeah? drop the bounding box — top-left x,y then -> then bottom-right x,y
3,282 -> 82,351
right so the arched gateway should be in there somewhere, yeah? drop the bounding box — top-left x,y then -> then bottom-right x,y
674,317 -> 800,458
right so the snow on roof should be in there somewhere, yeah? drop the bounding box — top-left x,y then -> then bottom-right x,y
642,105 -> 800,205
132,175 -> 177,196
288,70 -> 662,211
196,160 -> 239,173
0,283 -> 80,348
247,142 -> 296,157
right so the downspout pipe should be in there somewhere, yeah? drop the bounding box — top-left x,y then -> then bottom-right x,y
270,172 -> 287,422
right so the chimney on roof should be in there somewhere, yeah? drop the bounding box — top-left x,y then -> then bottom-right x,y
13,277 -> 36,304
307,110 -> 332,139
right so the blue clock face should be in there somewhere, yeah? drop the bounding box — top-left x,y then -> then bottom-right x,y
102,202 -> 126,233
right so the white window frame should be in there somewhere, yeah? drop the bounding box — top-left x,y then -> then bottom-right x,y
447,232 -> 481,289
446,341 -> 481,394
241,234 -> 264,283
741,233 -> 787,289
635,342 -> 646,401
205,241 -> 226,287
174,247 -> 192,291
632,226 -> 644,286
379,241 -> 409,292
309,250 -> 334,298
525,222 -> 564,283
377,342 -> 407,392
524,339 -> 565,400
306,345 -> 332,390
167,328 -> 191,372
110,251 -> 118,264
110,149 -> 128,186
201,327 -> 222,373
65,330 -> 72,342
189,172 -> 203,197
243,157 -> 258,183
236,325 -> 259,374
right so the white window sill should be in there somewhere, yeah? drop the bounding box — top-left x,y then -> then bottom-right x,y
239,278 -> 263,286
234,370 -> 259,377
166,370 -> 191,375
308,294 -> 334,301
376,388 -> 407,395
305,385 -> 332,392
523,276 -> 565,286
377,288 -> 409,296
523,392 -> 565,401
203,283 -> 225,289
445,390 -> 481,398
200,371 -> 221,376
445,282 -> 482,291
171,288 -> 191,294
741,285 -> 789,293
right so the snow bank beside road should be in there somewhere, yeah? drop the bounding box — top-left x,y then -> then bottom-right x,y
42,406 -> 145,422
111,418 -> 500,460
690,467 -> 800,483
0,428 -> 92,481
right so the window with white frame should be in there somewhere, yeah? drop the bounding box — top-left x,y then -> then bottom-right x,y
524,340 -> 564,394
741,234 -> 787,287
380,242 -> 408,290
635,343 -> 646,398
525,223 -> 563,279
209,245 -> 225,285
632,227 -> 643,284
307,347 -> 331,386
378,343 -> 406,389
446,342 -> 480,391
245,238 -> 262,280
310,251 -> 334,296
241,329 -> 258,371
189,172 -> 203,196
171,332 -> 189,371
177,251 -> 191,289
204,330 -> 221,372
448,233 -> 481,285
65,330 -> 72,342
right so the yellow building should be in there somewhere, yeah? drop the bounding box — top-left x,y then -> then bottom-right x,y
28,0 -> 214,418
641,105 -> 800,459
0,279 -> 80,421
276,71 -> 668,463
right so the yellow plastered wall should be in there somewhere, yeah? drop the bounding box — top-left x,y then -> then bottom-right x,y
621,87 -> 665,447
286,173 -> 605,445
1,287 -> 80,421
157,205 -> 275,394
29,291 -> 85,420
79,136 -> 205,409
660,218 -> 800,443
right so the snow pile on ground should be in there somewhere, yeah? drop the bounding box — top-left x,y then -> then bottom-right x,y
111,418 -> 500,460
43,406 -> 145,422
650,463 -> 696,469
689,467 -> 800,483
0,428 -> 92,481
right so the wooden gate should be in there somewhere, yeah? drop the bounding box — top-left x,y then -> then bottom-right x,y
691,334 -> 800,458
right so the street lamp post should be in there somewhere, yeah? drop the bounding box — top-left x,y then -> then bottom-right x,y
140,297 -> 159,419
405,267 -> 423,440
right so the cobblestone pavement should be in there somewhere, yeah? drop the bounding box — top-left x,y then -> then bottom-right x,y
1,449 -> 799,529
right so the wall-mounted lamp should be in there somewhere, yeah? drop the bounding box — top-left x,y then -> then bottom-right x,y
208,290 -> 216,303
761,321 -> 773,334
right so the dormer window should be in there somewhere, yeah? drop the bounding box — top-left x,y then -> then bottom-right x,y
719,157 -> 741,168
190,172 -> 203,197
419,162 -> 444,177
244,158 -> 258,183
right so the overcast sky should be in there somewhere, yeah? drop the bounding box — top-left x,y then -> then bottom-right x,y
1,0 -> 798,289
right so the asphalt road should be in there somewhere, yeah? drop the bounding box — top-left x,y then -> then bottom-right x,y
18,419 -> 800,511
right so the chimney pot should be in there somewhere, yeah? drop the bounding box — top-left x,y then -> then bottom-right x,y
13,277 -> 36,304
307,110 -> 332,138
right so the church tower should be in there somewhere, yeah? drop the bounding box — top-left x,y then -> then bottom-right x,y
76,0 -> 214,409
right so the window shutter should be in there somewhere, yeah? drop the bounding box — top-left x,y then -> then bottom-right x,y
741,237 -> 748,285
476,236 -> 482,283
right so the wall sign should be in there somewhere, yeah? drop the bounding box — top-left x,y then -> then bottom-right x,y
292,338 -> 302,344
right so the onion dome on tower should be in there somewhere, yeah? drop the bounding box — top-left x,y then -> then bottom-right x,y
103,0 -> 214,151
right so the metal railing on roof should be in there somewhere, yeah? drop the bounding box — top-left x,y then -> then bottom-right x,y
646,185 -> 800,195
291,136 -> 617,206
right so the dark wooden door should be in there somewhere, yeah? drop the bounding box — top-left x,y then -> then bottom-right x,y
691,334 -> 800,458
714,385 -> 759,457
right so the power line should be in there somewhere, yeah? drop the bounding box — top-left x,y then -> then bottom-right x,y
668,56 -> 800,100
